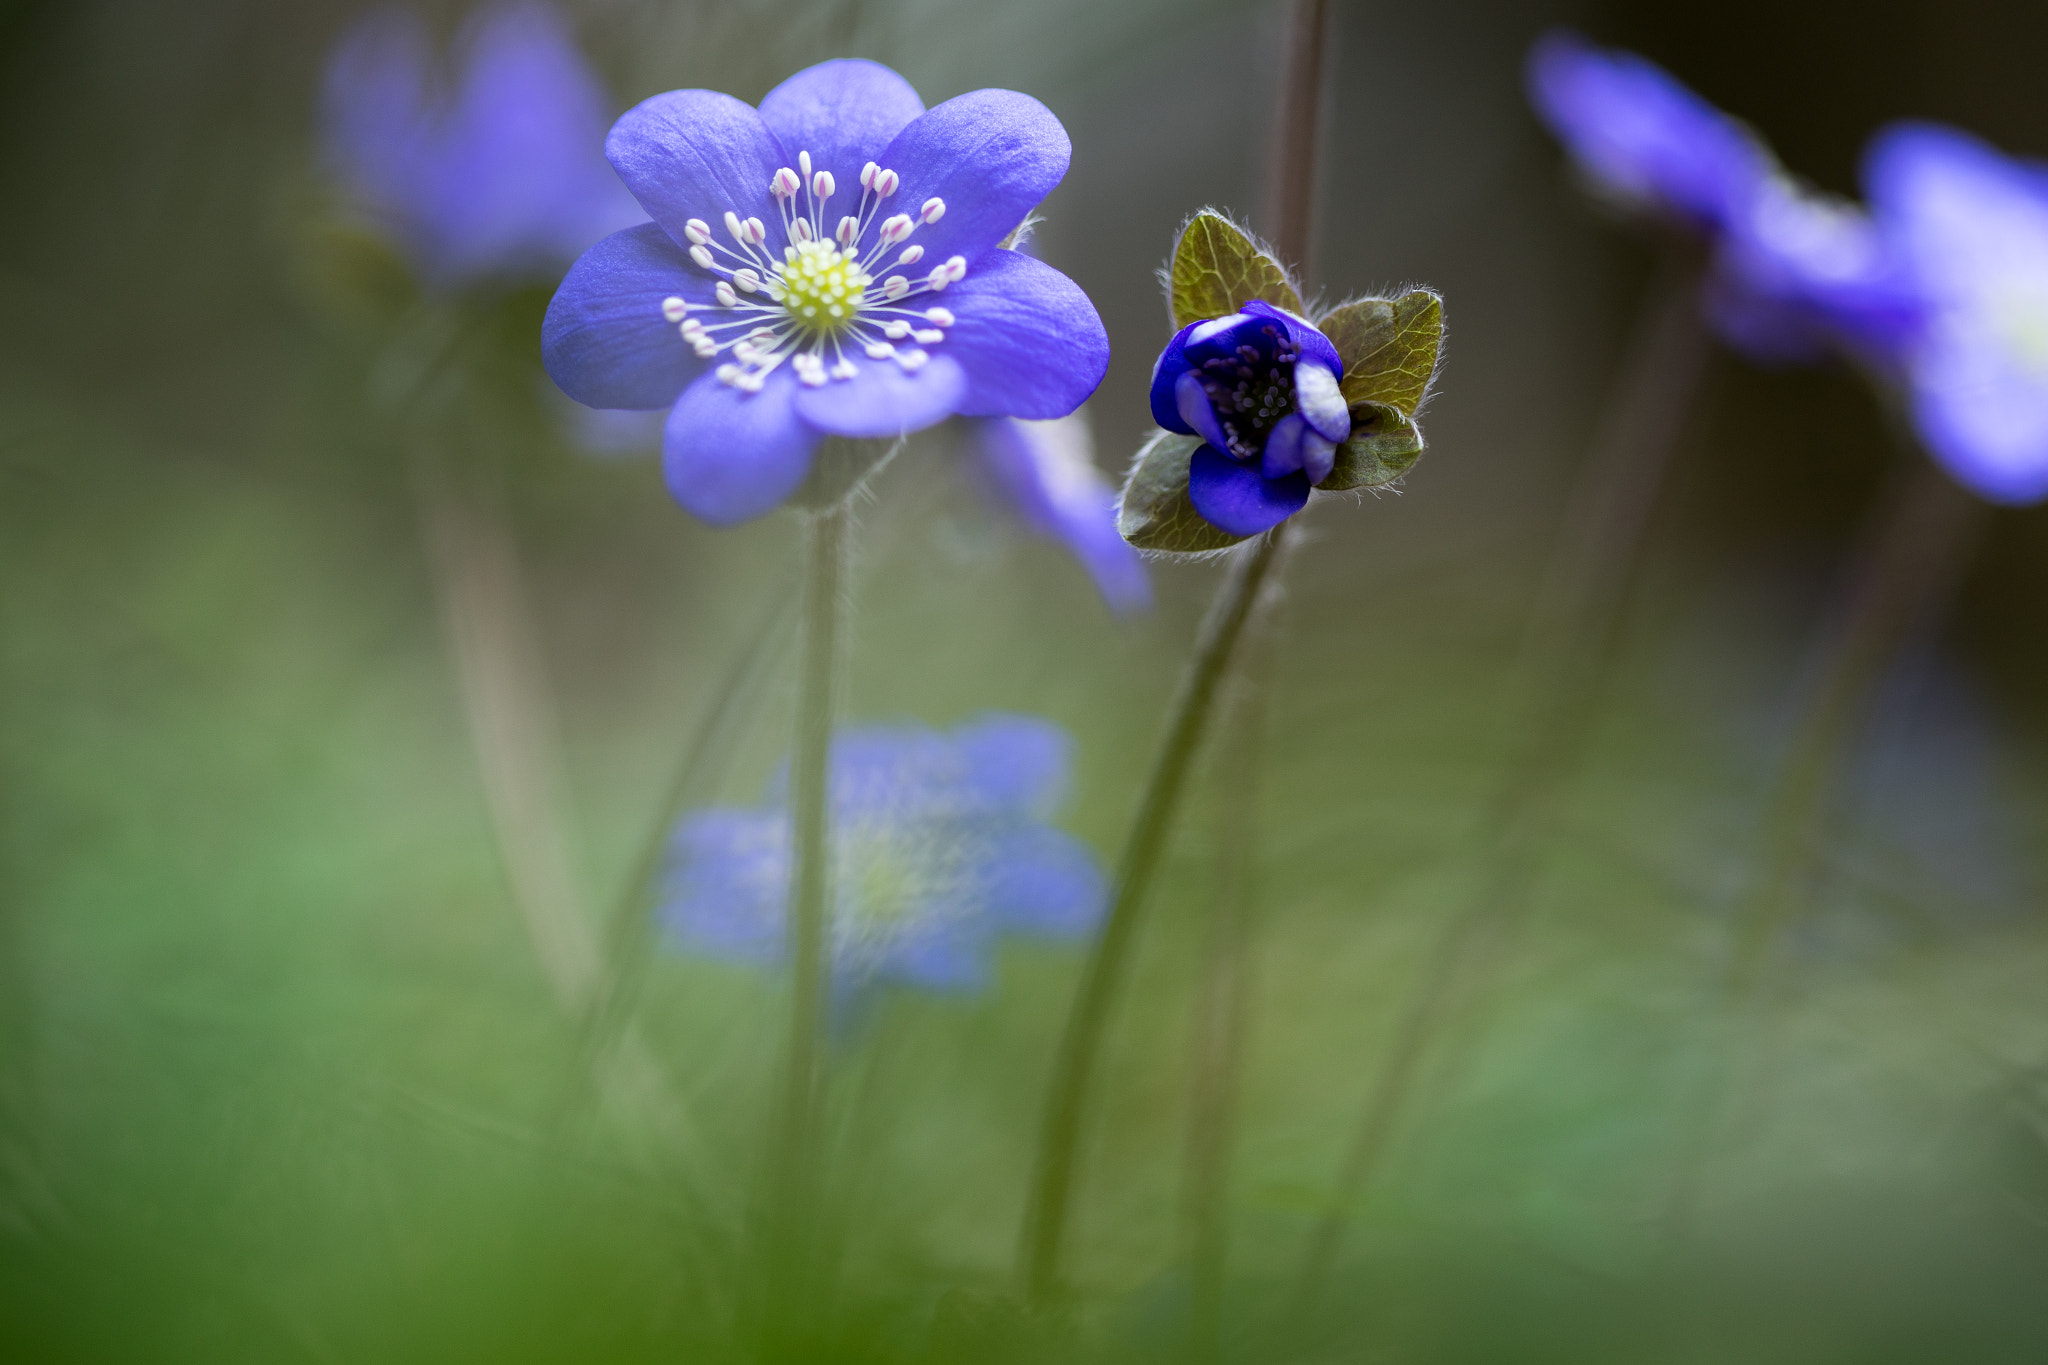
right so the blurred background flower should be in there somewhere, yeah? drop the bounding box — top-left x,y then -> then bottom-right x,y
321,1 -> 642,290
659,715 -> 1105,999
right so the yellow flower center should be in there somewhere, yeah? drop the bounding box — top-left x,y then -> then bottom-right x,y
769,240 -> 873,339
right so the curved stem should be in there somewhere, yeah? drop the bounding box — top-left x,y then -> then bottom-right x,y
1020,524 -> 1290,1306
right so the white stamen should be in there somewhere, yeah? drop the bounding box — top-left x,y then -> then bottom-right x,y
860,161 -> 879,190
734,268 -> 761,292
913,329 -> 944,345
733,341 -> 758,363
924,307 -> 954,326
874,168 -> 899,196
944,255 -> 968,281
883,321 -> 911,339
746,217 -> 767,245
690,245 -> 714,269
716,363 -> 741,384
920,197 -> 946,224
799,150 -> 812,178
896,348 -> 929,371
925,265 -> 950,291
812,170 -> 835,199
661,297 -> 689,323
830,359 -> 859,380
725,210 -> 746,243
883,275 -> 910,299
864,341 -> 897,359
771,167 -> 801,198
879,214 -> 914,245
735,370 -> 765,392
680,319 -> 705,337
795,357 -> 827,387
792,219 -> 813,243
716,281 -> 738,307
836,216 -> 860,246
684,218 -> 712,245
693,340 -> 718,358
898,245 -> 924,265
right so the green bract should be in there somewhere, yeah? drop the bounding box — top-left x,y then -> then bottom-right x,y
1122,212 -> 1446,552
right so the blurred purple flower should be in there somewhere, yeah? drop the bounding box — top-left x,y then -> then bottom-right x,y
541,58 -> 1109,525
1527,31 -> 1922,369
973,415 -> 1150,614
658,715 -> 1106,998
1147,300 -> 1349,536
1865,123 -> 2048,504
320,3 -> 643,289
1525,30 -> 1766,234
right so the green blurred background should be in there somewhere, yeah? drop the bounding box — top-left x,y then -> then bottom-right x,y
6,0 -> 2048,1359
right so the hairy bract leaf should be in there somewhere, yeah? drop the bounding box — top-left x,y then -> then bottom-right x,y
1317,290 -> 1443,415
1118,429 -> 1253,554
1169,213 -> 1303,330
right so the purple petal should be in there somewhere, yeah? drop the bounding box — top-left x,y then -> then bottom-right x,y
1148,321 -> 1202,433
974,418 -> 1152,613
1176,372 -> 1231,452
1240,299 -> 1344,378
1292,358 -> 1350,441
663,371 -> 820,524
953,713 -> 1072,816
1188,444 -> 1309,536
875,89 -> 1072,264
320,10 -> 431,221
1302,429 -> 1337,486
1261,413 -> 1308,479
1525,29 -> 1768,231
606,88 -> 783,249
426,4 -> 643,277
659,808 -> 788,963
793,353 -> 966,438
979,826 -> 1105,940
933,250 -> 1108,419
757,59 -> 925,189
544,223 -> 713,409
880,918 -> 989,992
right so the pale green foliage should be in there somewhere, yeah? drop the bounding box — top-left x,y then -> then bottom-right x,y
1117,430 -> 1253,553
1169,211 -> 1304,330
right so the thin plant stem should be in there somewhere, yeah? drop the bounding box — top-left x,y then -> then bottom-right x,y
1266,0 -> 1331,275
1290,254 -> 1712,1312
763,499 -> 847,1351
1180,589 -> 1281,1363
1020,523 -> 1291,1306
1661,457 -> 1984,1240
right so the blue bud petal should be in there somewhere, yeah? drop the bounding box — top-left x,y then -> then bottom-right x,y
1175,370 -> 1233,454
1293,359 -> 1351,442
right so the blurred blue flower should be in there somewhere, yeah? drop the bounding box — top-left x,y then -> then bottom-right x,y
1525,30 -> 1767,234
1865,123 -> 2048,504
320,3 -> 643,290
973,415 -> 1151,614
658,716 -> 1106,999
1527,32 -> 1921,369
1147,300 -> 1350,536
541,59 -> 1110,526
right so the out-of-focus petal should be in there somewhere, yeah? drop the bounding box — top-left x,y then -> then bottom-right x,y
954,713 -> 1072,816
662,371 -> 820,524
606,88 -> 784,248
937,251 -> 1109,419
792,353 -> 966,437
875,89 -> 1072,265
975,417 -> 1152,613
1188,443 -> 1309,535
659,808 -> 788,963
543,222 -> 712,409
1525,29 -> 1767,231
757,58 -> 926,185
980,826 -> 1106,940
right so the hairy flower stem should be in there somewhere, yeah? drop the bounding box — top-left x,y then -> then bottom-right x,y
1291,255 -> 1710,1313
763,499 -> 847,1351
1181,592 -> 1281,1362
1662,457 -> 1984,1240
1021,523 -> 1291,1306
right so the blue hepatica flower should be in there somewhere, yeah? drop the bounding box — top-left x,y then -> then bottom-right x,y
1526,31 -> 1920,368
973,415 -> 1151,614
542,59 -> 1111,526
659,716 -> 1106,998
321,3 -> 643,289
1865,124 -> 2048,505
1147,301 -> 1351,536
